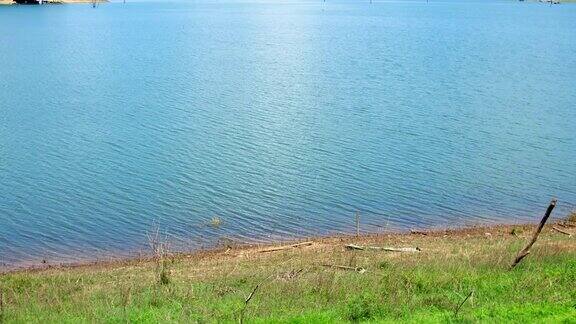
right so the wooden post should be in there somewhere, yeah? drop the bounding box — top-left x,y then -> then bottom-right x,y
510,199 -> 557,269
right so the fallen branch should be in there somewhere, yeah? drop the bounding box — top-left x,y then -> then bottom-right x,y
322,264 -> 366,273
510,199 -> 557,269
410,229 -> 428,236
454,290 -> 474,317
552,226 -> 572,237
258,241 -> 313,253
345,244 -> 421,252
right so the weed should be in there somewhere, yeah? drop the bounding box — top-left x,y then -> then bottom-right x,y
147,226 -> 172,285
346,293 -> 380,322
209,216 -> 222,228
378,261 -> 390,270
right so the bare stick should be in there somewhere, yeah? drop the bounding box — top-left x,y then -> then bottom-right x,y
258,241 -> 313,253
454,290 -> 473,317
510,199 -> 557,269
322,264 -> 366,273
238,273 -> 275,324
245,284 -> 260,305
346,244 -> 421,252
552,226 -> 572,237
239,284 -> 260,324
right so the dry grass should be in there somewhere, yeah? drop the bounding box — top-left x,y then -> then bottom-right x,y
566,210 -> 576,223
0,223 -> 574,323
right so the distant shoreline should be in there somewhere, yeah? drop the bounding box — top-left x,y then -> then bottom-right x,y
1,219 -> 573,274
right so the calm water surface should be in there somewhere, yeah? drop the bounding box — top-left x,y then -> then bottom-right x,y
1,0 -> 575,268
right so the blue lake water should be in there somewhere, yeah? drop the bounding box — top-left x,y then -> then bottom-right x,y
1,0 -> 575,268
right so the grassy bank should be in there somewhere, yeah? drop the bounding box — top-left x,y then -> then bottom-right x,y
0,223 -> 575,323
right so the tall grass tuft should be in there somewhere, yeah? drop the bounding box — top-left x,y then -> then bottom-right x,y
147,226 -> 172,285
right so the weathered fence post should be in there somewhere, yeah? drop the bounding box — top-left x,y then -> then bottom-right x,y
510,199 -> 557,269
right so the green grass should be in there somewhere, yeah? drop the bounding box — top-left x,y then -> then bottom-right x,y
0,225 -> 575,323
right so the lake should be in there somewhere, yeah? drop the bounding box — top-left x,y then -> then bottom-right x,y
0,0 -> 575,268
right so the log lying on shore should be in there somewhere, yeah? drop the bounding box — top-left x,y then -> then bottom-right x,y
258,241 -> 313,253
345,244 -> 421,252
552,226 -> 572,237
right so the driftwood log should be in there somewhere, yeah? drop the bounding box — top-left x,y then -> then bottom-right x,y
345,244 -> 421,252
510,199 -> 557,269
552,226 -> 572,237
258,241 -> 313,253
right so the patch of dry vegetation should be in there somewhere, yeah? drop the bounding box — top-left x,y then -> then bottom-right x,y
0,224 -> 574,322
566,210 -> 576,223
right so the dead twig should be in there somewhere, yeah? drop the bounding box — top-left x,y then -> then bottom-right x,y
258,241 -> 313,253
322,264 -> 366,273
552,226 -> 572,237
244,283 -> 260,305
345,244 -> 421,252
510,199 -> 557,269
454,290 -> 474,317
238,274 -> 275,324
239,283 -> 260,324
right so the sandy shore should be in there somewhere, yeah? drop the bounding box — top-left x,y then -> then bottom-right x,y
3,220 -> 574,274
1,221 -> 574,322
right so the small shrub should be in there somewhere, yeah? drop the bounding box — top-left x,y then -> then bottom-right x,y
378,261 -> 390,270
147,226 -> 172,285
159,260 -> 171,285
346,293 -> 381,322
